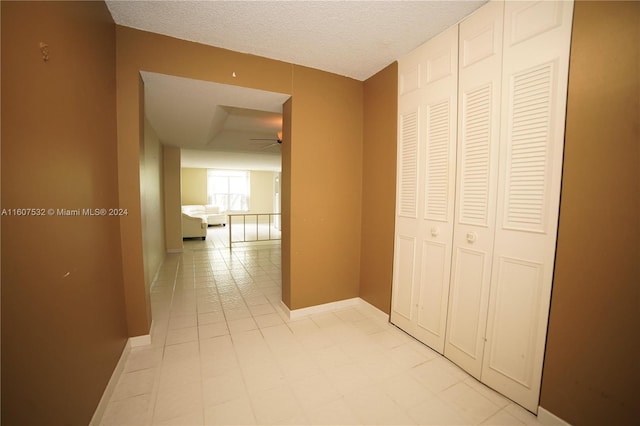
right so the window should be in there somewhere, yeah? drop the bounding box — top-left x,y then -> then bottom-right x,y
207,170 -> 250,212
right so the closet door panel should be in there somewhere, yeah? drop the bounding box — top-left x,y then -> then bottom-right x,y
482,0 -> 574,413
415,25 -> 459,354
392,25 -> 458,355
391,105 -> 422,332
415,240 -> 449,348
417,95 -> 456,352
445,246 -> 488,370
391,234 -> 418,331
485,256 -> 544,386
391,46 -> 427,333
444,0 -> 504,378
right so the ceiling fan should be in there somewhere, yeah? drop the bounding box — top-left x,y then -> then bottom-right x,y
250,131 -> 282,150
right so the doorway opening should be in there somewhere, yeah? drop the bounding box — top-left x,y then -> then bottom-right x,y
138,72 -> 290,329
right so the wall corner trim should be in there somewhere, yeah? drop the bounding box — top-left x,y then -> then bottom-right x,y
538,407 -> 571,426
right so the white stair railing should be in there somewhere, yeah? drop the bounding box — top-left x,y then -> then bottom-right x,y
227,213 -> 281,247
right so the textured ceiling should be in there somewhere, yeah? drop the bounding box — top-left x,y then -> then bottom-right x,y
107,0 -> 486,81
110,1 -> 487,170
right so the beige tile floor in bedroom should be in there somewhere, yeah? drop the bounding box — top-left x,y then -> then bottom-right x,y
99,226 -> 543,426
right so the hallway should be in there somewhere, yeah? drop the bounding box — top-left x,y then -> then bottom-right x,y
99,227 -> 543,425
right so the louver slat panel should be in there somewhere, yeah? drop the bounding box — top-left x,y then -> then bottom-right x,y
505,64 -> 553,231
398,111 -> 419,218
460,84 -> 492,225
425,101 -> 451,221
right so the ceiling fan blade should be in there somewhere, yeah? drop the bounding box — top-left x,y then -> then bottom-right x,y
259,142 -> 279,151
251,131 -> 282,143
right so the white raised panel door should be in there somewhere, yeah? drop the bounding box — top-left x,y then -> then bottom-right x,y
481,0 -> 574,413
413,25 -> 458,353
391,67 -> 421,333
392,41 -> 425,334
392,26 -> 458,354
444,0 -> 504,379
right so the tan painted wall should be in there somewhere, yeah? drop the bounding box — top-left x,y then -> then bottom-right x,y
116,26 -> 364,318
181,167 -> 208,205
540,2 -> 640,424
140,118 -> 166,294
288,65 -> 363,309
281,98 -> 293,308
163,146 -> 183,252
116,40 -> 148,336
0,2 -> 128,424
360,63 -> 398,314
116,27 -> 292,333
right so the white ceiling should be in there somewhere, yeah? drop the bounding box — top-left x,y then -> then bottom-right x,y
107,1 -> 486,81
141,71 -> 289,170
109,1 -> 487,170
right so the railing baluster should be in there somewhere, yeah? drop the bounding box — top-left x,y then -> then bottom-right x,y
228,212 -> 281,248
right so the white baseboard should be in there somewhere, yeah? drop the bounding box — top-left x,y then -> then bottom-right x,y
538,407 -> 571,426
281,297 -> 389,322
357,298 -> 391,322
90,330 -> 152,425
89,340 -> 131,426
279,300 -> 291,318
129,333 -> 151,347
284,297 -> 360,320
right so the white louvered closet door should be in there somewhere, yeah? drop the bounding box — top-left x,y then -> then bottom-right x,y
391,52 -> 422,335
391,26 -> 458,354
481,0 -> 574,413
444,0 -> 504,379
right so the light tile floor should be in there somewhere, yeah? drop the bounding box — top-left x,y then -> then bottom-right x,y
100,226 -> 544,426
